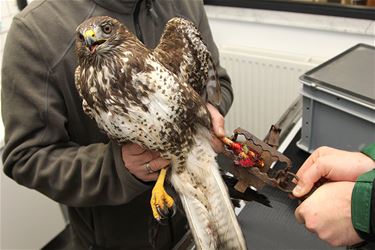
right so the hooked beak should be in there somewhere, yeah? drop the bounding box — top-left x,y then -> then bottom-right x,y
83,29 -> 105,53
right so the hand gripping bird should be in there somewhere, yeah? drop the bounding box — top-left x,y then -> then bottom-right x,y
75,16 -> 246,249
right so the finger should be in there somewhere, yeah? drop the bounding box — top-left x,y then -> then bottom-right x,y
149,158 -> 170,171
123,143 -> 145,155
293,162 -> 326,197
295,150 -> 319,178
150,150 -> 160,159
123,149 -> 155,167
143,172 -> 159,182
296,146 -> 336,177
212,118 -> 225,137
206,103 -> 225,137
295,205 -> 305,224
211,137 -> 224,153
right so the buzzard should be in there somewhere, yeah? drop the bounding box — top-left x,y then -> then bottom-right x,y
75,16 -> 246,249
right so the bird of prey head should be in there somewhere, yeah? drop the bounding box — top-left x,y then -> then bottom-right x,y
75,16 -> 142,65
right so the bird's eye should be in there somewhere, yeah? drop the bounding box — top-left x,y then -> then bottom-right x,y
102,24 -> 112,34
78,33 -> 84,41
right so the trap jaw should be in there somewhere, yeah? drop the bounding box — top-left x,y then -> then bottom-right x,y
222,127 -> 298,194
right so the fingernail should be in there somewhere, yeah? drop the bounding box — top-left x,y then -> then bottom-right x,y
293,185 -> 303,195
217,127 -> 225,136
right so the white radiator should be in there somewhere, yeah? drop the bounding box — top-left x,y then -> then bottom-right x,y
220,46 -> 322,138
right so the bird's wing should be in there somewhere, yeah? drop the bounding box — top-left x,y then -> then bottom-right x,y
153,17 -> 221,106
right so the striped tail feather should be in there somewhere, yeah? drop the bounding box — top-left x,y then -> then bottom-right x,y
170,127 -> 247,250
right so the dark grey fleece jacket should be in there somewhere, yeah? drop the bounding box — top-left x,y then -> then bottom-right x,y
1,0 -> 233,249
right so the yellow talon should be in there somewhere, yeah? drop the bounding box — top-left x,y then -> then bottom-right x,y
150,167 -> 175,220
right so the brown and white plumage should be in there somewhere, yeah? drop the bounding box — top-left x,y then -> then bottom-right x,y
74,16 -> 246,249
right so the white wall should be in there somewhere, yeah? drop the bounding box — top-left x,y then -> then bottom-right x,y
205,6 -> 374,60
0,1 -> 66,249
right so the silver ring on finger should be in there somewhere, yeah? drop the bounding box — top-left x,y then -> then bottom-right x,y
144,162 -> 155,174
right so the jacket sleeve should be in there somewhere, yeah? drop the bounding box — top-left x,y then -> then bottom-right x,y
196,2 -> 234,116
351,143 -> 375,241
1,17 -> 150,207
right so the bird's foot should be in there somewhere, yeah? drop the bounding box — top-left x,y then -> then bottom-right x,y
150,183 -> 175,221
150,168 -> 176,221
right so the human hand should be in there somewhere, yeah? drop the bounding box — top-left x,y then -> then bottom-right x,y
295,181 -> 363,247
121,143 -> 170,182
206,103 -> 225,153
293,146 -> 375,197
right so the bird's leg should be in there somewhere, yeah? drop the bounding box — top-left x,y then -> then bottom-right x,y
221,136 -> 265,168
150,167 -> 175,221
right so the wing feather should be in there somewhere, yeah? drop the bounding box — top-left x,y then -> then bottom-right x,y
153,17 -> 221,105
